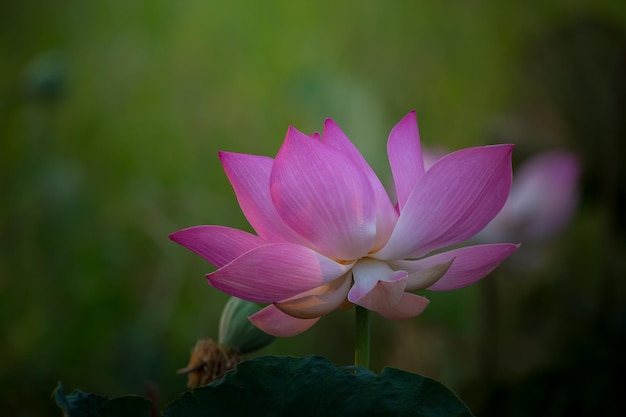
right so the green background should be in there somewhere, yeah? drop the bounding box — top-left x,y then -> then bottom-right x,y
1,0 -> 625,415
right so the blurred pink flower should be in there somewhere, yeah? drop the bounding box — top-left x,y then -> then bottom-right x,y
478,151 -> 581,243
421,147 -> 447,170
170,111 -> 518,337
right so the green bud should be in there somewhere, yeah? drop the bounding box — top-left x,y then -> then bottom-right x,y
218,297 -> 275,354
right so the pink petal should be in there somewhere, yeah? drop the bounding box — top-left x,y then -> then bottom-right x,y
169,225 -> 264,268
249,304 -> 319,337
393,243 -> 519,292
219,152 -> 303,243
375,144 -> 513,260
274,274 -> 352,319
206,243 -> 353,303
270,126 -> 377,261
351,280 -> 405,314
348,259 -> 407,302
322,119 -> 398,250
388,258 -> 454,291
354,283 -> 430,320
387,111 -> 425,211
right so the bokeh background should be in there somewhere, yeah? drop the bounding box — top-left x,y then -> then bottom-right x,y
1,0 -> 625,415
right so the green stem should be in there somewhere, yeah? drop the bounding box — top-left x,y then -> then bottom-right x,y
354,305 -> 371,369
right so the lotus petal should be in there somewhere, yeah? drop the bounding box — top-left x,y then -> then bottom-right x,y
322,119 -> 398,249
387,110 -> 425,211
391,243 -> 519,291
375,144 -> 513,260
219,152 -> 303,243
357,286 -> 430,320
207,243 -> 352,302
275,274 -> 352,319
270,126 -> 377,260
387,258 -> 454,292
348,259 -> 407,303
169,225 -> 263,268
249,305 -> 319,337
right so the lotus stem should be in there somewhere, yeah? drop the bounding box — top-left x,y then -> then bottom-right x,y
354,305 -> 371,369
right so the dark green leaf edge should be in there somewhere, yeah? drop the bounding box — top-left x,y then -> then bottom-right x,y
54,356 -> 474,417
163,355 -> 475,417
53,381 -> 152,417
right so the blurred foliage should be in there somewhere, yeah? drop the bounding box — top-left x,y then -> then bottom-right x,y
1,0 -> 625,415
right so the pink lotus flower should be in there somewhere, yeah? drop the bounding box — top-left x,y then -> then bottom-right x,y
478,151 -> 581,243
170,111 -> 518,337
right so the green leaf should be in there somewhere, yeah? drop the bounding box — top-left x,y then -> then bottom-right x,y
53,382 -> 151,417
163,355 -> 474,417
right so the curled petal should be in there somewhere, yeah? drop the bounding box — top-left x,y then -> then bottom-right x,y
249,305 -> 319,337
376,292 -> 430,320
352,280 -> 430,320
351,280 -> 406,316
270,126 -> 377,260
169,225 -> 264,268
275,274 -> 352,319
388,258 -> 454,292
207,243 -> 353,303
375,144 -> 513,260
394,243 -> 519,292
348,259 -> 407,303
387,110 -> 425,211
219,152 -> 302,243
322,119 -> 398,249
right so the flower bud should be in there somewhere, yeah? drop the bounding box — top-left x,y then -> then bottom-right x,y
218,297 -> 275,354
